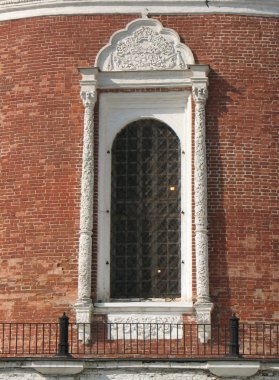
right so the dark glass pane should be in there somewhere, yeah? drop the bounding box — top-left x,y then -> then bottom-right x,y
110,119 -> 181,299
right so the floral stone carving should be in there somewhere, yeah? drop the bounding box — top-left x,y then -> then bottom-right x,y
96,18 -> 194,71
107,314 -> 183,340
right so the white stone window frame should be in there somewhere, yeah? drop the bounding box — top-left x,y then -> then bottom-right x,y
75,17 -> 213,340
97,90 -> 193,312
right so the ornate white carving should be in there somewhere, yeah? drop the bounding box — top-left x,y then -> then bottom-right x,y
192,81 -> 213,342
75,84 -> 97,341
96,18 -> 194,71
77,88 -> 96,302
192,86 -> 208,104
192,83 -> 210,305
107,314 -> 183,340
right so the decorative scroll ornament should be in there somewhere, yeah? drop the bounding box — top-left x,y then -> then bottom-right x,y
96,18 -> 195,71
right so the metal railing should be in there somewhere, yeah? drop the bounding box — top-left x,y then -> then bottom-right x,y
0,314 -> 278,359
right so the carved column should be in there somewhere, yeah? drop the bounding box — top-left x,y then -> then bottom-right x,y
192,81 -> 213,340
75,79 -> 97,340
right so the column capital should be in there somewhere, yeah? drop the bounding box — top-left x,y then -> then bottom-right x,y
80,88 -> 97,109
192,83 -> 208,104
79,67 -> 98,108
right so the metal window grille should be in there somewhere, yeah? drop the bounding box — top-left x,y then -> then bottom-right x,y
110,119 -> 181,299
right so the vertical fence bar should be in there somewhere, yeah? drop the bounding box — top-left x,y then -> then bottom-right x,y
116,323 -> 119,353
28,324 -> 31,354
190,324 -> 193,356
89,323 -> 93,355
15,323 -> 18,354
136,323 -> 139,354
149,323 -> 151,354
262,323 -> 265,355
157,323 -> 159,355
176,323 -> 179,354
217,325 -> 220,356
196,324 -> 199,356
277,325 -> 279,355
203,324 -> 207,355
1,324 -> 4,353
42,323 -> 45,354
104,322 -> 107,354
256,323 -> 259,355
49,324 -> 52,354
249,324 -> 251,355
269,324 -> 272,356
76,324 -> 80,355
69,323 -> 72,355
170,323 -> 172,354
83,323 -> 86,354
224,325 -> 227,355
109,323 -> 112,355
228,314 -> 239,357
8,324 -> 11,354
96,322 -> 99,354
35,324 -> 38,354
210,324 -> 213,355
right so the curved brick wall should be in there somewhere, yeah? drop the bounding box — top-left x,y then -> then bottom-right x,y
0,15 -> 278,322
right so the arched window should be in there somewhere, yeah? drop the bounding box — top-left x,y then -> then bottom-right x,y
76,17 -> 210,332
110,119 -> 181,299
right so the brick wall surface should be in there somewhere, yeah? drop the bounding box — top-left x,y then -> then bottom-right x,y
0,15 -> 278,323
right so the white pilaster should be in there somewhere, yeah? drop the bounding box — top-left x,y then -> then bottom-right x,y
75,70 -> 97,340
190,65 -> 213,340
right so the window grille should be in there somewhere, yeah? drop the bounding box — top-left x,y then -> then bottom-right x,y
110,119 -> 181,299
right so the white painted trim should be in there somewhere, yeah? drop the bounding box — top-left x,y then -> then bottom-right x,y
97,91 -> 192,309
84,69 -> 194,89
94,301 -> 194,313
79,66 -> 210,91
0,0 -> 278,21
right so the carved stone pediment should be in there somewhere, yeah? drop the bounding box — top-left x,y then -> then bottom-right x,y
95,18 -> 194,71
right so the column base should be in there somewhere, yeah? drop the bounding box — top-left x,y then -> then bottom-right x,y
194,301 -> 214,343
74,300 -> 93,343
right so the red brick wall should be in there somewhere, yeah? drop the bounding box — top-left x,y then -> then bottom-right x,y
0,15 -> 278,323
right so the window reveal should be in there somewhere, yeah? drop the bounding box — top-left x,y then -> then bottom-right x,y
110,119 -> 181,299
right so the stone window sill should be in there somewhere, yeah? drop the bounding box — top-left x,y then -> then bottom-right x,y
93,301 -> 193,314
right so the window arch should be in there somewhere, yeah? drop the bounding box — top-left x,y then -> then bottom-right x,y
110,119 -> 181,299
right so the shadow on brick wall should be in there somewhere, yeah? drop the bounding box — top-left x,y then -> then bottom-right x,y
206,68 -> 241,324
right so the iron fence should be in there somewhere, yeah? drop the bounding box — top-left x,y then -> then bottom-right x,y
0,314 -> 278,359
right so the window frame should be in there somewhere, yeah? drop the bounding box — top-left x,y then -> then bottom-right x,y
96,91 -> 193,313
